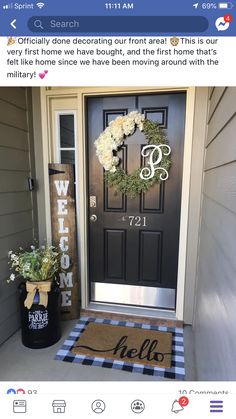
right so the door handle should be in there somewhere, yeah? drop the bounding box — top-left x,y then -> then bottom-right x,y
90,214 -> 97,222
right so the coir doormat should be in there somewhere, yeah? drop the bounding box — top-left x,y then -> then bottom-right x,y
55,317 -> 185,380
72,322 -> 172,368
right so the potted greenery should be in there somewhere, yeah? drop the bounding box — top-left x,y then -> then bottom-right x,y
8,244 -> 62,349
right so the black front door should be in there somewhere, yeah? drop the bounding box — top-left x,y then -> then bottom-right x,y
87,93 -> 186,309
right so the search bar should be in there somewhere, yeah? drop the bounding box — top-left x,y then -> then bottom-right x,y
28,16 -> 209,33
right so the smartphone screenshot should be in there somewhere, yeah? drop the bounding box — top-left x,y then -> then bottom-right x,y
0,0 -> 235,417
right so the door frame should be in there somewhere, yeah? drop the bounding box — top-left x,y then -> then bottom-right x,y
36,86 -> 208,323
78,87 -> 196,322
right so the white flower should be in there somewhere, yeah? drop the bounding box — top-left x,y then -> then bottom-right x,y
9,273 -> 15,281
139,122 -> 144,131
8,250 -> 13,256
30,245 -> 35,250
112,156 -> 119,166
43,258 -> 49,263
123,120 -> 135,136
10,253 -> 18,262
94,111 -> 145,172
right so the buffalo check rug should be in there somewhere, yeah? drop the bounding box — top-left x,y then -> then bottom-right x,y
55,316 -> 185,380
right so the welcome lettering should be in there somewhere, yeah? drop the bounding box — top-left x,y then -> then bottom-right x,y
54,179 -> 72,308
49,164 -> 80,319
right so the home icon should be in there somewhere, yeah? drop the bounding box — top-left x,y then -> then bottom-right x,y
52,400 -> 66,413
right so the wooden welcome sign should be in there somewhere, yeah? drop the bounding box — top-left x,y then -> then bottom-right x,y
49,163 -> 80,320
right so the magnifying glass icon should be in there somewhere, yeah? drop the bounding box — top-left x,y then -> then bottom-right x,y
34,19 -> 44,30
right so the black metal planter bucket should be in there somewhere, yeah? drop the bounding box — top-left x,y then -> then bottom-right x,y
18,281 -> 61,349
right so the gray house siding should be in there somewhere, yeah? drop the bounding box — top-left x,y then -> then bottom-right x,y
194,87 -> 236,380
0,88 -> 38,345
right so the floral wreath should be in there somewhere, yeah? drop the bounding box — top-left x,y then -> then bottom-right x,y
94,111 -> 171,197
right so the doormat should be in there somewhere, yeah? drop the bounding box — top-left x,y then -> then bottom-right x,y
55,317 -> 185,380
72,322 -> 172,368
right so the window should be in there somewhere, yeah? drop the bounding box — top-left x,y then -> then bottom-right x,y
57,112 -> 76,164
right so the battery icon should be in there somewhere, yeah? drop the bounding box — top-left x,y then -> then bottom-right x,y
218,2 -> 234,8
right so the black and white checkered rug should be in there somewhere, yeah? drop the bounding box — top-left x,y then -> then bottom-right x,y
55,316 -> 185,380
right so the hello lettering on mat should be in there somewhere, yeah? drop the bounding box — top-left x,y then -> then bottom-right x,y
54,179 -> 72,308
75,335 -> 170,362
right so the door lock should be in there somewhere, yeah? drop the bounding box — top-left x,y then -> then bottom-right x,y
90,214 -> 97,222
90,195 -> 97,208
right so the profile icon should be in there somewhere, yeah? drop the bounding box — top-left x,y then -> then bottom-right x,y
91,399 -> 106,414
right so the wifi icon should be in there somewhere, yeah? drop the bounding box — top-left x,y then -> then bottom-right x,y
36,2 -> 45,8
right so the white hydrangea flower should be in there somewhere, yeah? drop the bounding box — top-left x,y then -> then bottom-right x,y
139,122 -> 144,131
123,120 -> 135,136
112,156 -> 120,166
94,111 -> 145,172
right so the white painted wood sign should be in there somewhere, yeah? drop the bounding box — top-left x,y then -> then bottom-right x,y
49,163 -> 80,320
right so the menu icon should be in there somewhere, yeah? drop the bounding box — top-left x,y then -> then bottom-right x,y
210,400 -> 223,413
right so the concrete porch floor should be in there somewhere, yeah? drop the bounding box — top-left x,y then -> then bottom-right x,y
0,320 -> 196,381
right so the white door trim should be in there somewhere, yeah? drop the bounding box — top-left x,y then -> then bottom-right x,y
175,88 -> 195,320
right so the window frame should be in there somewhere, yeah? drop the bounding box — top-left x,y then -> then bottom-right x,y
55,110 -> 77,164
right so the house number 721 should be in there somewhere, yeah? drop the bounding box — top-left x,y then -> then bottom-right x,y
128,216 -> 147,227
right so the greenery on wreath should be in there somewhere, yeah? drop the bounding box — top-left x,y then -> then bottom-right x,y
94,111 -> 171,197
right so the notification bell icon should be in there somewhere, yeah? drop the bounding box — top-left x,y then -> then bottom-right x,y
171,400 -> 184,414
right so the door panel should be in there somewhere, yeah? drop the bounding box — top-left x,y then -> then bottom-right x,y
139,230 -> 162,283
104,229 -> 126,280
87,93 -> 186,309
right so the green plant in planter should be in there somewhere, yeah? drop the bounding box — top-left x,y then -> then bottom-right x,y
8,244 -> 63,310
8,244 -> 62,283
